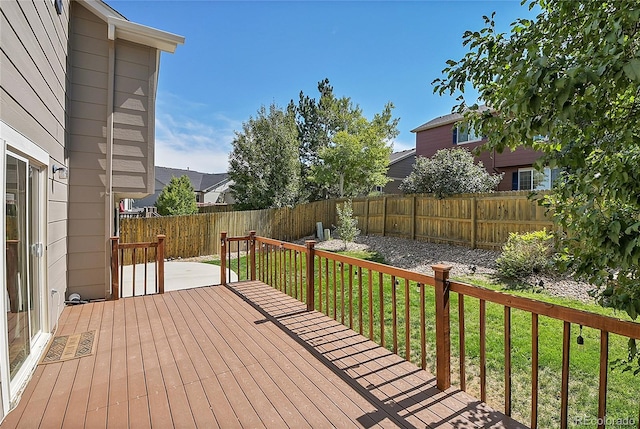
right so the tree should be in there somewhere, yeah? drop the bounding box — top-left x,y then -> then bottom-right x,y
335,200 -> 360,250
229,103 -> 300,210
434,1 -> 640,364
155,175 -> 198,216
400,148 -> 502,197
293,79 -> 399,200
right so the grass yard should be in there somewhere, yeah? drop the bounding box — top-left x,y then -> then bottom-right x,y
208,250 -> 640,428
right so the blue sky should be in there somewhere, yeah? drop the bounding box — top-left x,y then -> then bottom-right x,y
108,1 -> 535,173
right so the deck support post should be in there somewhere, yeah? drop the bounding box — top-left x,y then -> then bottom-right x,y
110,236 -> 119,300
249,230 -> 256,281
305,240 -> 316,311
157,235 -> 166,294
221,232 -> 227,285
433,264 -> 452,391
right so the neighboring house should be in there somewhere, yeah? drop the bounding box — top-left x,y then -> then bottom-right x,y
411,109 -> 554,191
132,166 -> 233,208
1,0 -> 183,419
381,148 -> 416,194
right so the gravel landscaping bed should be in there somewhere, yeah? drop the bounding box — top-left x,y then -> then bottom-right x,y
314,235 -> 596,304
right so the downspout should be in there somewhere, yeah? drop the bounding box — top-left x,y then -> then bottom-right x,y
105,25 -> 115,298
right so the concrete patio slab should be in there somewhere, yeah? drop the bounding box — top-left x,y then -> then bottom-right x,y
119,261 -> 238,297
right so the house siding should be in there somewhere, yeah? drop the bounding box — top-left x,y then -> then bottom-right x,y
383,155 -> 416,194
66,2 -> 109,299
414,122 -> 542,191
1,0 -> 70,322
1,0 -> 70,415
112,40 -> 157,197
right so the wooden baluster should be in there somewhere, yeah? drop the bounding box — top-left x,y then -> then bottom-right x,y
157,235 -> 165,294
392,275 -> 398,354
420,283 -> 426,370
110,237 -> 119,300
358,268 -> 363,335
220,232 -> 227,286
325,258 -> 329,316
249,231 -> 256,281
504,306 -> 511,416
480,299 -> 486,401
531,313 -> 539,429
348,265 -> 353,328
597,330 -> 609,429
379,272 -> 385,347
333,260 -> 337,320
132,248 -> 136,296
318,256 -> 323,313
405,278 -> 410,361
368,269 -> 373,340
560,322 -> 571,429
459,295 -> 466,391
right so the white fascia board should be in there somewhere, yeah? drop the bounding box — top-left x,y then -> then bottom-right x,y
79,0 -> 185,53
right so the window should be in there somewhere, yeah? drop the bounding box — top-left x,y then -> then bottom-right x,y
454,124 -> 481,145
513,167 -> 559,190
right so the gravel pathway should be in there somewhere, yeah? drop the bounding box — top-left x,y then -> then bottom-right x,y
314,235 -> 596,304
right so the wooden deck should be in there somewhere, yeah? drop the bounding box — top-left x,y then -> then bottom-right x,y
1,281 -> 525,428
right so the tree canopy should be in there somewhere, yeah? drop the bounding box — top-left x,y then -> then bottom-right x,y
228,103 -> 300,210
400,148 -> 502,197
292,79 -> 399,200
155,175 -> 198,216
434,0 -> 640,365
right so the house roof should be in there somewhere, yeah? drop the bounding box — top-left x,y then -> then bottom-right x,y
389,148 -> 416,165
79,0 -> 185,53
156,166 -> 229,192
410,105 -> 491,133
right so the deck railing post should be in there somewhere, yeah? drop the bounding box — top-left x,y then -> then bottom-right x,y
249,230 -> 256,281
433,264 -> 452,391
305,240 -> 316,311
110,237 -> 119,300
157,235 -> 165,294
221,232 -> 227,285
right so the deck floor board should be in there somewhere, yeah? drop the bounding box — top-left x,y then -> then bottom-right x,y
1,281 -> 526,428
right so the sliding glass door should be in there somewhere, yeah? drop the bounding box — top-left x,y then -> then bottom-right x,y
5,152 -> 43,382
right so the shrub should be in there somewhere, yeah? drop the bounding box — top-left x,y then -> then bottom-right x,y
496,229 -> 554,278
400,148 -> 503,197
335,200 -> 360,249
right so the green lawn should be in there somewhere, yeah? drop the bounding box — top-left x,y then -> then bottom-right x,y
208,251 -> 640,428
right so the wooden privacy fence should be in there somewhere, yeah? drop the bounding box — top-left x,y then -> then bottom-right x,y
347,191 -> 554,249
110,235 -> 165,299
221,232 -> 640,429
119,200 -> 335,262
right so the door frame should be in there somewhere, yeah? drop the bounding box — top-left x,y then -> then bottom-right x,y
0,122 -> 50,415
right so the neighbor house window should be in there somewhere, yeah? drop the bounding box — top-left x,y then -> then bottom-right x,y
453,124 -> 481,144
513,167 -> 559,190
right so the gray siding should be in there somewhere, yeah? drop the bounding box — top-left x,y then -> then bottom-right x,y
383,155 -> 415,194
112,40 -> 156,197
66,2 -> 109,299
1,0 -> 70,320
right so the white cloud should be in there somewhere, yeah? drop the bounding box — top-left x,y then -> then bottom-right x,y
391,138 -> 415,153
153,93 -> 241,173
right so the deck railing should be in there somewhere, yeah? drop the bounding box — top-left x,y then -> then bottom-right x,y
110,235 -> 165,299
221,232 -> 640,429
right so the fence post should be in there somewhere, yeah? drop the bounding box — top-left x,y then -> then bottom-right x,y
411,195 -> 417,240
110,237 -> 119,300
305,240 -> 316,311
249,230 -> 256,281
157,235 -> 165,294
470,197 -> 477,249
221,232 -> 227,285
382,196 -> 387,236
433,264 -> 452,391
364,198 -> 370,236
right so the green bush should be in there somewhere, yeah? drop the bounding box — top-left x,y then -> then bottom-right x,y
496,229 -> 554,278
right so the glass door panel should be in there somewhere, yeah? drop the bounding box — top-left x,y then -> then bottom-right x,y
5,154 -> 30,379
28,166 -> 42,341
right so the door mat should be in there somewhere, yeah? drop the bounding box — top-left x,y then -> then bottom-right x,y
40,331 -> 97,364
